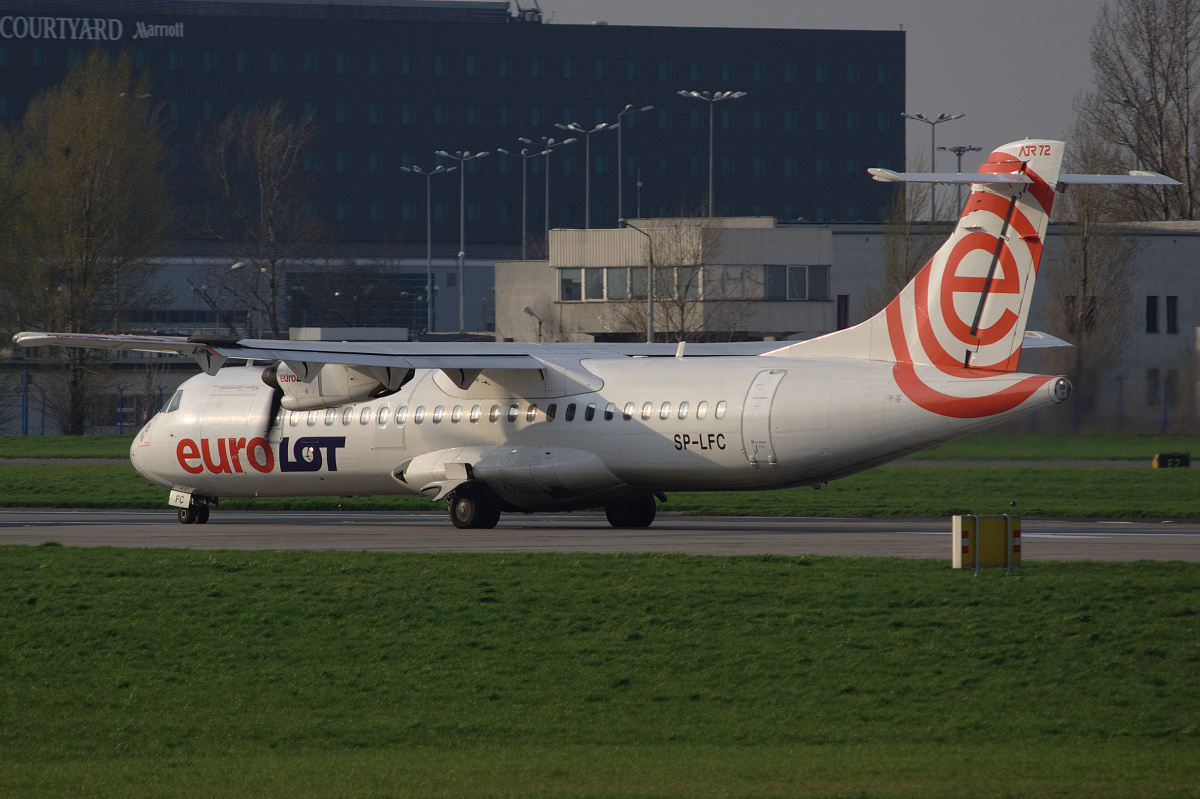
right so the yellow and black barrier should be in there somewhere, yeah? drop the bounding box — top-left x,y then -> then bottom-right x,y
953,515 -> 1020,575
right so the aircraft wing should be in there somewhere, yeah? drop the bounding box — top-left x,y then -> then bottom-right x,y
13,331 -> 781,378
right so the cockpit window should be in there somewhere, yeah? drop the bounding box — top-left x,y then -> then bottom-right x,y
164,390 -> 183,414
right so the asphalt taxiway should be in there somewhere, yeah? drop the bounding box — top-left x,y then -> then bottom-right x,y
1,509 -> 1197,561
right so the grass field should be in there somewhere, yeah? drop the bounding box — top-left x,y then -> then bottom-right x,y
1,547 -> 1197,798
3,461 -> 1199,518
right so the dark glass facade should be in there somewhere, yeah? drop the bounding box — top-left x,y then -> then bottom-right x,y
0,0 -> 905,245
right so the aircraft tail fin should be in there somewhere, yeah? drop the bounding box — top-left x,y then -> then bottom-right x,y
767,139 -> 1177,372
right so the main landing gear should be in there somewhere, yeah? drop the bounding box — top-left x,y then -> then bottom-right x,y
177,500 -> 210,524
449,483 -> 502,530
604,495 -> 656,528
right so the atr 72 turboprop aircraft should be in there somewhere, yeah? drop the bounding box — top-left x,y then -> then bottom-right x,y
16,140 -> 1179,528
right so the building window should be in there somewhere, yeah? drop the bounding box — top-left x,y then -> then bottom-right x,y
368,103 -> 382,123
336,152 -> 348,173
690,156 -> 704,178
369,54 -> 382,75
169,50 -> 183,71
467,201 -> 481,223
270,52 -> 283,73
302,53 -> 316,73
337,201 -> 349,222
594,106 -> 609,126
402,201 -> 417,222
467,55 -> 480,77
877,64 -> 893,84
562,105 -> 576,125
594,58 -> 610,79
401,55 -> 415,76
784,157 -> 799,178
492,105 -> 510,127
814,63 -> 829,82
336,103 -> 348,123
722,157 -> 736,177
466,105 -> 482,126
236,51 -> 250,72
846,63 -> 861,83
202,50 -> 216,71
369,201 -> 382,222
434,104 -> 449,124
784,62 -> 797,82
877,112 -> 892,132
563,57 -> 578,78
846,159 -> 859,177
690,108 -> 703,130
303,152 -> 317,172
690,60 -> 703,80
434,201 -> 449,223
753,61 -> 767,82
658,108 -> 672,128
721,61 -> 735,81
560,268 -> 582,301
722,108 -> 735,130
562,154 -> 578,176
815,110 -> 829,131
658,60 -> 671,80
434,55 -> 448,76
531,57 -> 545,78
594,155 -> 610,176
169,99 -> 182,121
0,96 -> 9,118
753,157 -> 766,178
753,109 -> 767,130
499,56 -> 513,77
815,157 -> 830,178
531,106 -> 545,126
626,59 -> 641,79
369,153 -> 382,173
202,100 -> 215,121
336,54 -> 350,74
784,110 -> 798,131
659,156 -> 672,177
1167,295 -> 1179,334
846,111 -> 861,131
1147,295 -> 1160,333
402,104 -> 416,124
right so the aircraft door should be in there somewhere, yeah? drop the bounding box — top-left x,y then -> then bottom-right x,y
740,369 -> 787,466
199,386 -> 260,441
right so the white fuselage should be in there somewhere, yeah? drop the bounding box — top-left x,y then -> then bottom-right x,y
131,354 -> 1061,511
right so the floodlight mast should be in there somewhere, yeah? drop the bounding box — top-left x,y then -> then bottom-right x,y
677,90 -> 747,216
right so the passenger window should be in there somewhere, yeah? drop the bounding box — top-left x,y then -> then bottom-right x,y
359,407 -> 372,425
527,404 -> 538,422
507,403 -> 520,422
565,403 -> 576,422
659,402 -> 671,420
342,406 -> 354,425
641,402 -> 653,420
307,411 -> 319,426
546,403 -> 557,421
452,405 -> 463,423
397,406 -> 409,424
715,401 -> 727,419
697,401 -> 709,420
585,403 -> 596,421
165,390 -> 183,413
623,402 -> 634,420
470,405 -> 482,423
414,406 -> 426,424
489,404 -> 502,422
377,406 -> 390,425
678,401 -> 690,419
290,411 -> 301,427
325,408 -> 336,425
604,403 -> 616,421
432,405 -> 444,423
276,408 -> 287,427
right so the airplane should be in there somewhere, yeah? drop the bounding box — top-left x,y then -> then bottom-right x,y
14,139 -> 1180,529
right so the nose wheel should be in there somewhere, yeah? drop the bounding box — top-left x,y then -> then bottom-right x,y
178,502 -> 210,524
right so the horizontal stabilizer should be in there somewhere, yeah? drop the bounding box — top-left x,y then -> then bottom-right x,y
870,168 -> 1180,188
1021,330 -> 1073,349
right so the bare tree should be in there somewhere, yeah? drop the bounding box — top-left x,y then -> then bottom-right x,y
199,100 -> 323,338
1045,120 -> 1146,429
1083,0 -> 1200,219
0,51 -> 171,434
861,154 -> 953,319
611,216 -> 754,341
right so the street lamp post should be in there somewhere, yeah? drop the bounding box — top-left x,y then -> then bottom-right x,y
616,104 -> 653,222
435,149 -> 489,333
401,163 -> 456,336
497,146 -> 550,259
937,144 -> 982,211
620,218 -> 654,343
519,136 -> 576,249
556,121 -> 614,229
677,90 -> 747,216
901,112 -> 964,220
521,305 -> 543,341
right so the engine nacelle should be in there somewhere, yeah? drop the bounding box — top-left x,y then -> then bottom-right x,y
262,362 -> 412,411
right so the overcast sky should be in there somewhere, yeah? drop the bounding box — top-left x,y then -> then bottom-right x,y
536,0 -> 1106,173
